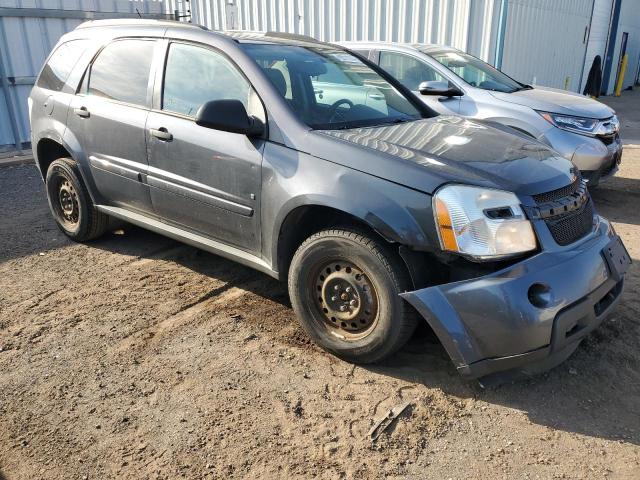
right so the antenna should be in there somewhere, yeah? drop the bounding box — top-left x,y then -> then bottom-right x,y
135,8 -> 142,18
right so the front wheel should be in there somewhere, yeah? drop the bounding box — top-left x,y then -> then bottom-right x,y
288,228 -> 417,363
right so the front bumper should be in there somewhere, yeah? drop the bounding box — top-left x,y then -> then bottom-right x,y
541,128 -> 622,187
401,218 -> 628,380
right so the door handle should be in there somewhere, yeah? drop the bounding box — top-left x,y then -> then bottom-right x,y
150,127 -> 173,142
74,106 -> 90,118
369,93 -> 385,100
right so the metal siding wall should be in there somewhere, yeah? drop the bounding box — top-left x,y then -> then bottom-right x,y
190,0 -> 500,61
500,0 -> 594,92
0,0 -> 183,150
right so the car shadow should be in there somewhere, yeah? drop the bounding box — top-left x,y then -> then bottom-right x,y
90,225 -> 292,309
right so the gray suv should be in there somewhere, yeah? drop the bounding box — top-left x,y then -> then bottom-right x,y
29,21 -> 630,381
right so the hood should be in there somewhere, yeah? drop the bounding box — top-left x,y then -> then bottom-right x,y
490,86 -> 614,119
308,116 -> 575,196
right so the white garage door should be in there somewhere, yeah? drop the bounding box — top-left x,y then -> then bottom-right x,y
581,0 -> 614,93
500,0 -> 594,92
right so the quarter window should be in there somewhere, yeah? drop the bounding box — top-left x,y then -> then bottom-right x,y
88,40 -> 155,106
37,40 -> 90,91
379,51 -> 446,91
162,43 -> 253,117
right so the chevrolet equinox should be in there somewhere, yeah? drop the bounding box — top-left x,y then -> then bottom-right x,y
29,20 -> 630,380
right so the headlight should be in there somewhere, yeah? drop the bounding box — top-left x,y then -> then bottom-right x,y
433,185 -> 537,260
538,111 -> 598,135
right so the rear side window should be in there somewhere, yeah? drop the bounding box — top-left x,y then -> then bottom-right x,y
88,39 -> 155,106
37,40 -> 89,91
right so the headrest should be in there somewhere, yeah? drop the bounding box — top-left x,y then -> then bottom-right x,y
264,68 -> 287,97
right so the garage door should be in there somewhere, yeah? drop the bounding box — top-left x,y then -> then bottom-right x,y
581,0 -> 614,93
500,0 -> 594,92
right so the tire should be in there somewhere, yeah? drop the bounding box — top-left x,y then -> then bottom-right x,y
288,228 -> 418,364
45,158 -> 110,241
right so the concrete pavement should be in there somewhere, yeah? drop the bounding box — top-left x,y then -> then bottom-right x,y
600,88 -> 640,146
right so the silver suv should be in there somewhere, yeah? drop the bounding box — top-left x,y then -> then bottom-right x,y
341,42 -> 623,186
29,21 -> 629,381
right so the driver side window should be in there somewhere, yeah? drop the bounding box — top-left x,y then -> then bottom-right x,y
379,51 -> 445,91
163,43 -> 264,121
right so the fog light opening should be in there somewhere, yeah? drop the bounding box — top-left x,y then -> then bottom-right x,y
528,283 -> 552,308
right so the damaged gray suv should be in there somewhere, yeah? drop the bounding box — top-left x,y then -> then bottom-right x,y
29,20 -> 630,380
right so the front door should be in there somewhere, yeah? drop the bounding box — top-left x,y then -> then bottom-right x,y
146,42 -> 265,253
67,38 -> 157,214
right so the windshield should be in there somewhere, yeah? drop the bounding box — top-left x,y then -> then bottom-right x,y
426,49 -> 524,93
241,43 -> 423,129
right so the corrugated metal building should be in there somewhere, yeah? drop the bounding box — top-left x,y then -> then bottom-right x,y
2,0 -> 640,151
192,0 -> 639,94
0,0 -> 188,151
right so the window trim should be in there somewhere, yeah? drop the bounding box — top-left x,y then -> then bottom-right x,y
76,37 -> 160,110
153,38 -> 268,128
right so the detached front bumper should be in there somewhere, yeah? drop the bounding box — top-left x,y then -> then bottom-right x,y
401,218 -> 629,380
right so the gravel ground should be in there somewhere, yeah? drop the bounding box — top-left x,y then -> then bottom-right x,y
0,152 -> 639,479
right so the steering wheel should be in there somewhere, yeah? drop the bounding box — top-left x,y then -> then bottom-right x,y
327,99 -> 354,123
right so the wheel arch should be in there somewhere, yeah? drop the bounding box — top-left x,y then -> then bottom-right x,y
272,189 -> 434,282
35,137 -> 72,180
34,129 -> 98,203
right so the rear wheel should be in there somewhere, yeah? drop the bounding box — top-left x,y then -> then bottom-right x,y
288,228 -> 417,363
45,158 -> 110,241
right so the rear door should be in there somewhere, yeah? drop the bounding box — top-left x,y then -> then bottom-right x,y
67,38 -> 157,214
145,41 -> 265,253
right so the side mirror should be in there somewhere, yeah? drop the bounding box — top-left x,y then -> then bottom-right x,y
418,81 -> 463,97
195,99 -> 264,136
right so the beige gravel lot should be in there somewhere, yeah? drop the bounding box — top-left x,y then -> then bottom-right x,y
0,150 -> 639,480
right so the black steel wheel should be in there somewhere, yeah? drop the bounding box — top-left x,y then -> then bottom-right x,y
45,158 -> 110,241
311,259 -> 379,341
288,228 -> 418,363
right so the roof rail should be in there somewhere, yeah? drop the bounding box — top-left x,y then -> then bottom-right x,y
76,19 -> 208,30
264,31 -> 321,44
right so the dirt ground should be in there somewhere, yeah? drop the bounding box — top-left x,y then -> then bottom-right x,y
1,150 -> 639,480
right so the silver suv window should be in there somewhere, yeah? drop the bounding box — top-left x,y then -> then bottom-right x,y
379,51 -> 446,91
36,40 -> 90,92
87,39 -> 155,106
